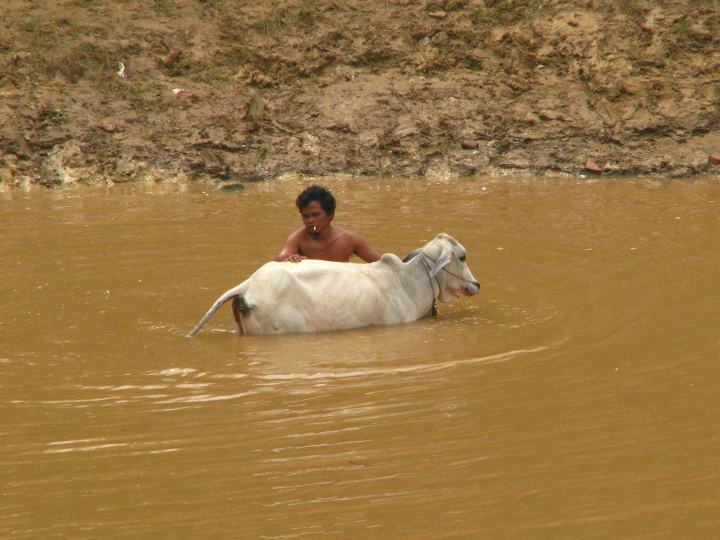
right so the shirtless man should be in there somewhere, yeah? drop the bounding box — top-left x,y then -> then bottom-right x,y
275,185 -> 381,263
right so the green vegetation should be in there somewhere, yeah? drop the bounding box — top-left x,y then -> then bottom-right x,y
256,146 -> 269,163
472,0 -> 548,25
424,0 -> 467,11
195,0 -> 224,7
44,42 -> 114,83
45,108 -> 68,124
444,0 -> 467,12
252,0 -> 323,34
72,0 -> 103,8
465,56 -> 482,71
154,0 -> 176,15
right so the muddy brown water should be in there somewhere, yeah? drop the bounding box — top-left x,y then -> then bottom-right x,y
1,177 -> 719,538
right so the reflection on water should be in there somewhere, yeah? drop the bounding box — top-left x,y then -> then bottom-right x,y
1,177 -> 719,538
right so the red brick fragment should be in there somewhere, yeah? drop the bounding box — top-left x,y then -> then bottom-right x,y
162,50 -> 181,67
97,121 -> 117,132
584,157 -> 603,173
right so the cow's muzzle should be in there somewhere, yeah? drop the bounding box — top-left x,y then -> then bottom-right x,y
465,281 -> 480,295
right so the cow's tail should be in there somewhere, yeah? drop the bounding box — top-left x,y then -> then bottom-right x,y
186,281 -> 249,337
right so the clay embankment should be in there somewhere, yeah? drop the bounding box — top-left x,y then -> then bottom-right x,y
1,0 -> 720,188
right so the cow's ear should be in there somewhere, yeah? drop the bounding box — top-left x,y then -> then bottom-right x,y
430,245 -> 452,276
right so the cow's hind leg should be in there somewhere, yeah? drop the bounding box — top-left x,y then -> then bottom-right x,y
232,296 -> 253,335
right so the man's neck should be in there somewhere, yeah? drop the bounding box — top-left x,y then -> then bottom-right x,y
311,224 -> 334,241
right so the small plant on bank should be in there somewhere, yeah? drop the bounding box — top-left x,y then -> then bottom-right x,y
154,0 -> 176,15
195,0 -> 224,8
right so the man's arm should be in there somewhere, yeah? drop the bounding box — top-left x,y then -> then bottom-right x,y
353,235 -> 381,263
275,231 -> 306,262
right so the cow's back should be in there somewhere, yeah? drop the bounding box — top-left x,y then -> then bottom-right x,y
240,258 -> 409,334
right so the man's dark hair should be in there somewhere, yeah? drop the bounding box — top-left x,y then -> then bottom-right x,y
295,185 -> 336,216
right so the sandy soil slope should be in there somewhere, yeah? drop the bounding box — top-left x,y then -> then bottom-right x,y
1,0 -> 720,187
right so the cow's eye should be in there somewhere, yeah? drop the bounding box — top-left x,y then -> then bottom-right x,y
459,254 -> 466,262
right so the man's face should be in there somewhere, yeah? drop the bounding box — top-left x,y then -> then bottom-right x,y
300,200 -> 332,235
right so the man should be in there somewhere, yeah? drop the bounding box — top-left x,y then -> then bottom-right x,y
275,185 -> 381,263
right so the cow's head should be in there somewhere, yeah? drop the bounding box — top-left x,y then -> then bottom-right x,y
425,233 -> 480,303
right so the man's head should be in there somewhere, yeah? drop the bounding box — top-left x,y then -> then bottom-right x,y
296,185 -> 336,217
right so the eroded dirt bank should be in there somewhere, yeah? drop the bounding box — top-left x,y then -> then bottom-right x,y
2,0 -> 720,188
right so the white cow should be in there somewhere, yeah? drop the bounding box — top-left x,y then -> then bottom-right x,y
186,233 -> 479,336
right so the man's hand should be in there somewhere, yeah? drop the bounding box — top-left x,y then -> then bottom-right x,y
278,254 -> 306,263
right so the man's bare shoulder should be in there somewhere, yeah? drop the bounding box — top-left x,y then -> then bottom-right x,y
287,227 -> 309,241
332,226 -> 363,242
